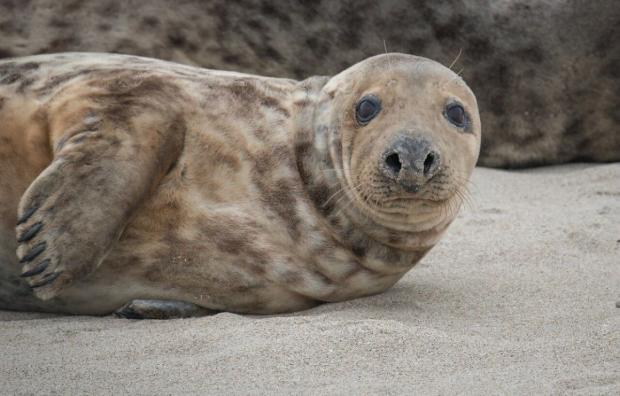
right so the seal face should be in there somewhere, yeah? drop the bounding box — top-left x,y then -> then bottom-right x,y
298,54 -> 480,241
0,52 -> 480,315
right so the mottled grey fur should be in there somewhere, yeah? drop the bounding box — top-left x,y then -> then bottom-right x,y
0,53 -> 480,315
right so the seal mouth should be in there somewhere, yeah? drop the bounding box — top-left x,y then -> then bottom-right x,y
342,174 -> 465,232
346,162 -> 467,222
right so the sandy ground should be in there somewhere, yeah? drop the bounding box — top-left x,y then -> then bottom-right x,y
1,164 -> 619,395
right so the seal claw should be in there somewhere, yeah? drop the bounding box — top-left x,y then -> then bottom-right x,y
16,206 -> 38,225
20,258 -> 50,277
17,222 -> 43,243
30,271 -> 62,289
19,241 -> 47,263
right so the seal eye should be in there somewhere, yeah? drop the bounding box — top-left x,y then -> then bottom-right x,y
444,103 -> 468,128
355,95 -> 381,125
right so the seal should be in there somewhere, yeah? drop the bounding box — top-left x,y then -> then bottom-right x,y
0,52 -> 480,318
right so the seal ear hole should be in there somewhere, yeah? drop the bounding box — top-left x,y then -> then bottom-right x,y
355,95 -> 381,125
385,153 -> 402,175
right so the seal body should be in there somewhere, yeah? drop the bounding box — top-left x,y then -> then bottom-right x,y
0,53 -> 480,315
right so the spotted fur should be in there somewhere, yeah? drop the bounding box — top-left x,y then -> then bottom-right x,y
0,53 -> 479,315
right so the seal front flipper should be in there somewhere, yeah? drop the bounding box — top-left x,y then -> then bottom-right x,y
15,106 -> 185,300
114,299 -> 214,320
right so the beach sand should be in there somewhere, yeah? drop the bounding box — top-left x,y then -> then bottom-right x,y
1,164 -> 619,394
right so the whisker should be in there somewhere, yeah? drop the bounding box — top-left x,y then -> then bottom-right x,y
383,39 -> 393,73
448,48 -> 463,70
322,186 -> 347,207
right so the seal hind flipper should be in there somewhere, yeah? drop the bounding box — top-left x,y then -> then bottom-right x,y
15,97 -> 185,300
114,299 -> 214,320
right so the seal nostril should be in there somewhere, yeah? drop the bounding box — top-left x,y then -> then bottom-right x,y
424,152 -> 436,176
385,153 -> 402,175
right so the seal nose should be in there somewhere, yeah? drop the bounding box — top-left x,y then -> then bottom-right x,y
382,136 -> 441,193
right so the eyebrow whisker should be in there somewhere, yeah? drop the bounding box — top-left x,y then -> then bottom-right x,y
383,39 -> 393,73
448,48 -> 463,70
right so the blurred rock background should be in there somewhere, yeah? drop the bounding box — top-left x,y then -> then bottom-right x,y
1,0 -> 618,167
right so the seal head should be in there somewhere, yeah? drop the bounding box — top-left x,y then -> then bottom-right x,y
297,53 -> 481,251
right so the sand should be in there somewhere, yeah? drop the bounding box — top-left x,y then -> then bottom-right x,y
1,164 -> 619,395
